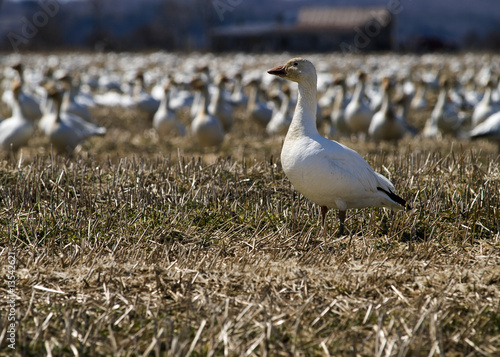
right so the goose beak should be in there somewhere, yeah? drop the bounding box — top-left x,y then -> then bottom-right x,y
267,65 -> 287,77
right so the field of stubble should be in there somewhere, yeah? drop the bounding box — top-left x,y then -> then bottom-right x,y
0,52 -> 500,356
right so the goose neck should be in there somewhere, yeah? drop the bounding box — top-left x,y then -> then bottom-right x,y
287,79 -> 318,136
62,89 -> 72,108
161,89 -> 170,111
197,88 -> 209,116
482,87 -> 492,104
353,80 -> 365,102
380,87 -> 391,115
280,92 -> 290,114
11,91 -> 24,119
52,95 -> 62,123
333,84 -> 345,110
247,85 -> 258,111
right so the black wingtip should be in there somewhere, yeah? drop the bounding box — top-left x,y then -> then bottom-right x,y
377,187 -> 411,210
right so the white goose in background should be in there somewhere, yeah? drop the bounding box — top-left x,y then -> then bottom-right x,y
472,78 -> 499,127
318,78 -> 338,117
246,78 -> 273,128
410,78 -> 428,110
189,76 -> 204,120
345,70 -> 374,137
153,82 -> 186,137
469,111 -> 500,150
132,72 -> 160,118
41,87 -> 106,154
267,58 -> 409,236
0,81 -> 36,152
230,72 -> 248,110
167,79 -> 195,112
266,84 -> 292,136
2,63 -> 42,121
423,77 -> 463,138
368,78 -> 414,143
208,74 -> 234,132
369,78 -> 385,113
191,81 -> 225,148
57,73 -> 94,124
329,75 -> 350,137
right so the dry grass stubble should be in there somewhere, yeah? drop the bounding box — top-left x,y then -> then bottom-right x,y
1,136 -> 499,355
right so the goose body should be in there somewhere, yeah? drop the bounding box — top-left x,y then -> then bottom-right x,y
472,80 -> 499,127
410,79 -> 428,110
230,73 -> 248,110
208,75 -> 234,132
266,85 -> 292,135
267,58 -> 408,235
2,63 -> 42,121
345,71 -> 373,135
191,83 -> 225,147
424,78 -> 463,138
0,81 -> 36,151
329,76 -> 350,137
42,89 -> 106,154
58,74 -> 94,123
469,111 -> 500,147
247,79 -> 273,128
132,73 -> 159,117
368,78 -> 411,142
153,84 -> 186,137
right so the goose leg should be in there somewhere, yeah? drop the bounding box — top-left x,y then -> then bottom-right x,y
321,206 -> 328,237
338,210 -> 346,236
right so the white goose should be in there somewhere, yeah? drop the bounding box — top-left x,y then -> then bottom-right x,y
41,87 -> 106,154
368,78 -> 414,143
267,58 -> 409,235
57,73 -> 94,124
345,70 -> 373,137
132,72 -> 160,118
208,74 -> 234,132
472,78 -> 499,127
246,78 -> 273,128
0,81 -> 36,152
191,81 -> 225,148
469,111 -> 500,150
410,78 -> 428,110
2,63 -> 42,121
329,75 -> 350,137
153,82 -> 186,137
230,72 -> 248,110
266,84 -> 292,136
424,77 -> 464,138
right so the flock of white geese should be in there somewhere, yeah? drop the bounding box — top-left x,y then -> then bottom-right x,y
1,52 -> 500,234
1,53 -> 500,155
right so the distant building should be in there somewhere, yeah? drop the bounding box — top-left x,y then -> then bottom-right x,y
211,7 -> 395,52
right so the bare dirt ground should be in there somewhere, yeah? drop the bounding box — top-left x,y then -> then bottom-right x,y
0,52 -> 499,356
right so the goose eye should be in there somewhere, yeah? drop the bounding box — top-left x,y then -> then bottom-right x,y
293,62 -> 298,66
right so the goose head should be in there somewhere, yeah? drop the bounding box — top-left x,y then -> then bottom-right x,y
11,62 -> 24,75
356,70 -> 367,82
381,77 -> 393,93
12,80 -> 22,98
214,74 -> 228,87
486,77 -> 498,89
267,58 -> 316,84
46,86 -> 63,106
333,75 -> 345,86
